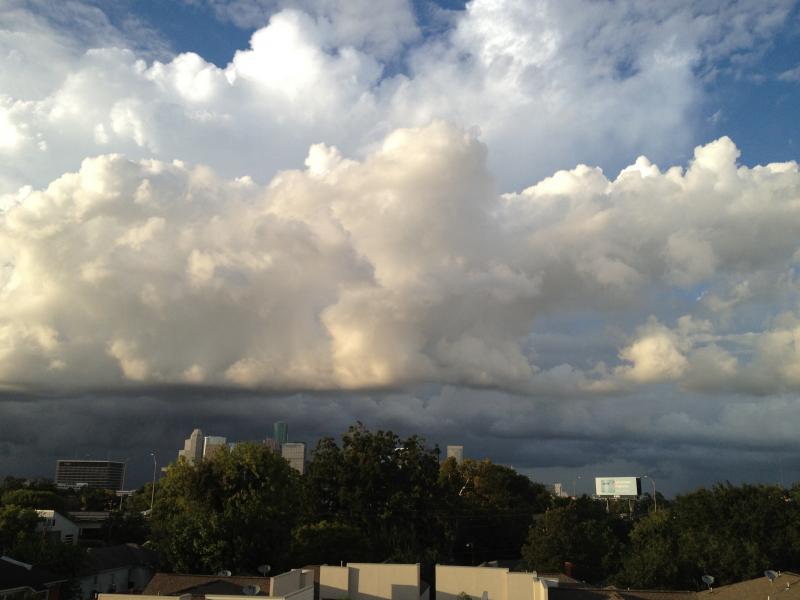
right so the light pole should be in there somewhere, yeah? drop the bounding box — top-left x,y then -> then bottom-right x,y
642,475 -> 657,512
150,452 -> 157,513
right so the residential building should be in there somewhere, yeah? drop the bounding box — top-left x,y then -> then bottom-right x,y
143,573 -> 272,598
67,511 -> 110,541
0,556 -> 66,600
103,568 -> 312,600
274,422 -> 288,447
55,460 -> 125,490
281,443 -> 306,474
436,565 -> 549,600
320,563 -> 426,600
178,429 -> 204,465
78,544 -> 159,600
446,445 -> 464,463
35,510 -> 79,545
203,436 -> 228,459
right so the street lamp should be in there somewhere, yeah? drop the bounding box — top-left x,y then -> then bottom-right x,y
642,475 -> 657,512
150,452 -> 157,512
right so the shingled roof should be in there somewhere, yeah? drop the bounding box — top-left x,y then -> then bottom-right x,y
0,556 -> 66,592
143,573 -> 271,597
696,571 -> 800,600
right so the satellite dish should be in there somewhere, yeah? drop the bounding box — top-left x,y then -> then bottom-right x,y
701,575 -> 714,591
217,570 -> 232,577
257,565 -> 271,576
766,570 -> 779,582
243,585 -> 260,596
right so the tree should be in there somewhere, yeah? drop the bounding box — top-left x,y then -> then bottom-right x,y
522,496 -> 624,583
290,520 -> 370,566
302,423 -> 446,562
0,504 -> 39,554
1,489 -> 67,513
441,457 -> 551,564
150,442 -> 300,573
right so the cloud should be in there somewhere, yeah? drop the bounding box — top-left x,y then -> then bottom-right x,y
1,123 -> 800,397
0,0 -> 793,195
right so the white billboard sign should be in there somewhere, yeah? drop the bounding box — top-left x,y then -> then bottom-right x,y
595,476 -> 641,497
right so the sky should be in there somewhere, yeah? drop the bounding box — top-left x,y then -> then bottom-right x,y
1,0 -> 799,497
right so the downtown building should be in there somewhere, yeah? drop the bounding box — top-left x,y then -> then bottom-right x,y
55,460 -> 125,490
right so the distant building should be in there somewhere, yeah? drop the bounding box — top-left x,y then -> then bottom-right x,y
446,445 -> 464,463
552,482 -> 568,498
203,436 -> 227,459
274,422 -> 288,447
263,438 -> 280,453
36,509 -> 80,544
281,442 -> 306,474
55,460 -> 125,490
178,428 -> 204,465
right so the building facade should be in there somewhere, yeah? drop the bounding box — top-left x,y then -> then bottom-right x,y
446,445 -> 464,463
273,422 -> 288,447
203,436 -> 227,459
55,460 -> 125,490
177,429 -> 204,465
281,442 -> 306,474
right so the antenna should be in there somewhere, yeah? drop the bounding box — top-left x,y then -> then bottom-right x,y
701,575 -> 715,593
242,586 -> 260,596
217,570 -> 232,577
765,570 -> 779,583
257,565 -> 270,576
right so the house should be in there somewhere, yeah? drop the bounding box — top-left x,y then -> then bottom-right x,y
0,556 -> 66,600
320,563 -> 428,600
100,567 -> 312,600
78,544 -> 159,600
67,512 -> 111,541
696,570 -> 800,599
436,565 -> 550,600
143,573 -> 272,598
35,510 -> 80,545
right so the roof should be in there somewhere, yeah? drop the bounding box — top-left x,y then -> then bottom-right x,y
549,588 -> 697,600
0,556 -> 67,592
67,511 -> 111,523
143,573 -> 271,597
696,571 -> 800,600
84,544 -> 159,574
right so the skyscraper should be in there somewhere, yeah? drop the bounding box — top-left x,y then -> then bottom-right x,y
281,442 -> 306,474
178,428 -> 204,465
203,435 -> 227,459
446,445 -> 464,463
273,421 -> 288,447
55,460 -> 125,490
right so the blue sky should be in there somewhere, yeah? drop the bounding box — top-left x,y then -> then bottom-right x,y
1,0 -> 800,494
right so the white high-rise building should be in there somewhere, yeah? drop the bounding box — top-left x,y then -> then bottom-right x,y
178,428 -> 204,465
281,442 -> 306,474
203,435 -> 228,459
446,445 -> 464,463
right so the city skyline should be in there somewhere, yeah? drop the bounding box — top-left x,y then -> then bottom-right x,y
1,0 -> 800,496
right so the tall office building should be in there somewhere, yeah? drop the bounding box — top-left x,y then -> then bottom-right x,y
203,436 -> 227,459
55,460 -> 125,490
273,422 -> 288,447
446,445 -> 464,463
263,438 -> 280,453
281,442 -> 306,474
178,428 -> 204,465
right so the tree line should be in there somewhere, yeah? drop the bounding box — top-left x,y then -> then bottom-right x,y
3,423 -> 800,590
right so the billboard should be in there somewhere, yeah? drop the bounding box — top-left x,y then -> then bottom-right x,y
595,477 -> 641,497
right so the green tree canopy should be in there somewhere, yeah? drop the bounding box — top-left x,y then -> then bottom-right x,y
150,442 -> 300,573
303,423 -> 445,562
441,457 -> 551,564
522,496 -> 625,583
